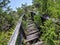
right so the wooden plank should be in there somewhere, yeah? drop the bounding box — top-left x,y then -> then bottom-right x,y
27,31 -> 39,35
27,28 -> 38,32
27,24 -> 35,28
28,23 -> 35,26
27,28 -> 39,35
26,32 -> 39,42
27,27 -> 37,30
26,36 -> 38,42
27,22 -> 34,25
32,41 -> 43,45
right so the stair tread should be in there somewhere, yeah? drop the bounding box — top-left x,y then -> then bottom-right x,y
26,32 -> 39,41
32,41 -> 43,45
26,37 -> 38,42
27,24 -> 35,28
27,30 -> 39,35
27,28 -> 38,32
27,22 -> 33,25
27,27 -> 37,30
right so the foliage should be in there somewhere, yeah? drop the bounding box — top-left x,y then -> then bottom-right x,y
0,0 -> 19,45
0,0 -> 10,8
34,15 -> 42,28
40,20 -> 60,45
16,7 -> 24,16
0,0 -> 60,45
0,28 -> 14,45
33,0 -> 60,45
0,8 -> 16,31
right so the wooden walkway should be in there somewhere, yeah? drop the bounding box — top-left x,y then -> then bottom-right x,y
8,11 -> 60,45
8,12 -> 43,45
25,20 -> 43,45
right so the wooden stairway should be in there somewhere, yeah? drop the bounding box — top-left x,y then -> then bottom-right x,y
25,20 -> 43,45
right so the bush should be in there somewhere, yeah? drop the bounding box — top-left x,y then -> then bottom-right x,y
41,20 -> 60,45
34,15 -> 42,28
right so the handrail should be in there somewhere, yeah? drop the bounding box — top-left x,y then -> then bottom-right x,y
8,14 -> 24,45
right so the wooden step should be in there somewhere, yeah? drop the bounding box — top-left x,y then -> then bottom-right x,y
28,20 -> 33,22
32,41 -> 43,45
27,27 -> 37,30
25,29 -> 38,35
27,30 -> 39,35
26,32 -> 39,42
27,29 -> 38,32
27,22 -> 34,25
27,28 -> 38,32
27,24 -> 35,28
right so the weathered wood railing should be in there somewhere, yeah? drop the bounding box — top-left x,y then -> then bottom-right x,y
8,14 -> 24,45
